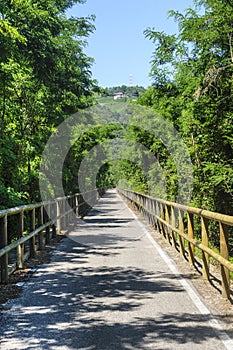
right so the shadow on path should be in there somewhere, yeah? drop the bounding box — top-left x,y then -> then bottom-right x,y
1,243 -> 231,349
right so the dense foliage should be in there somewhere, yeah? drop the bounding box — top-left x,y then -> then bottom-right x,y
136,0 -> 233,215
0,0 -> 96,208
0,0 -> 232,219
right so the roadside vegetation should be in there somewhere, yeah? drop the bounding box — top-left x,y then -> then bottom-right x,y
0,0 -> 96,208
0,0 -> 232,222
119,0 -> 233,216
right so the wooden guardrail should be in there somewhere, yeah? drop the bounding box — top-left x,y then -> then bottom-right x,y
118,188 -> 233,300
0,189 -> 105,284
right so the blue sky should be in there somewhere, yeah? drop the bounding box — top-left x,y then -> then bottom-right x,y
67,1 -> 194,88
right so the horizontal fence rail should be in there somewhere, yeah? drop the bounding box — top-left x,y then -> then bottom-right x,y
0,188 -> 105,284
118,188 -> 233,300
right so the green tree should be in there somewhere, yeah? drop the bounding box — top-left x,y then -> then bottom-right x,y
0,0 -> 96,207
138,0 -> 233,214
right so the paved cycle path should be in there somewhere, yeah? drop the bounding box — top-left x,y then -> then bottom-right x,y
0,189 -> 232,350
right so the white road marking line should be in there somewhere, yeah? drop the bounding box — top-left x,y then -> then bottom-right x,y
126,202 -> 233,350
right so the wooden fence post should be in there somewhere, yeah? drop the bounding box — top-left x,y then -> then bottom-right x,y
17,211 -> 24,269
178,209 -> 185,258
160,203 -> 166,239
56,200 -> 61,234
29,208 -> 36,258
187,212 -> 195,265
68,196 -> 72,224
64,198 -> 67,227
155,200 -> 162,234
50,201 -> 56,238
165,204 -> 170,243
66,197 -> 70,225
0,215 -> 8,283
219,222 -> 230,299
75,194 -> 79,217
38,206 -> 44,250
45,204 -> 50,244
151,199 -> 157,229
171,206 -> 176,247
201,216 -> 209,280
61,199 -> 65,229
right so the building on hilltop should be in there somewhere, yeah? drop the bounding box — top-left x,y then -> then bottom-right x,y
113,92 -> 126,100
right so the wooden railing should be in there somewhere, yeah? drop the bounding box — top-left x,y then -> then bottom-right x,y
0,189 -> 105,284
118,188 -> 233,300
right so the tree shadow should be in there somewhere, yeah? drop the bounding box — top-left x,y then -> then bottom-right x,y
1,257 -> 231,349
66,216 -> 140,248
1,188 -> 232,349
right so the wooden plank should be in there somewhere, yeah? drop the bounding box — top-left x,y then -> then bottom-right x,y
0,201 -> 49,218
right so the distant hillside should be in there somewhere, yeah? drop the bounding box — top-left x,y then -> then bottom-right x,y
100,85 -> 146,97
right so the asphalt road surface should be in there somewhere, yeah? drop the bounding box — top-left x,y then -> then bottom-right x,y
0,189 -> 232,350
